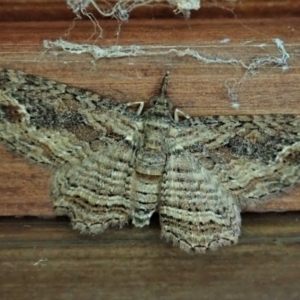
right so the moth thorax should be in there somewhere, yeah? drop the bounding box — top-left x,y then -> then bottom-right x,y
135,150 -> 166,176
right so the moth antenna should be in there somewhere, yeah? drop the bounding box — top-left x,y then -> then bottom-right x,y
160,71 -> 169,96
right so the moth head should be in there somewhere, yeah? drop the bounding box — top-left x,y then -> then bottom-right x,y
148,71 -> 173,110
149,95 -> 173,110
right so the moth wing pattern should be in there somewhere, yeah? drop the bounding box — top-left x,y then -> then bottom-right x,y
0,68 -> 141,231
1,68 -> 300,253
0,68 -> 139,166
52,141 -> 136,233
160,150 -> 241,253
174,115 -> 300,209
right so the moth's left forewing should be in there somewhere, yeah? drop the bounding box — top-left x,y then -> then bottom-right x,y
172,114 -> 300,210
170,116 -> 241,150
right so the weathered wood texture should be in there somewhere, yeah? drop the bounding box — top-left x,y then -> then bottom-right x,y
0,3 -> 300,299
0,0 -> 300,21
0,17 -> 300,216
0,213 -> 299,300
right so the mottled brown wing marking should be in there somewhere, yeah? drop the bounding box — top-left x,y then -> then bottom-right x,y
160,151 -> 241,253
0,104 -> 24,122
0,68 -> 139,166
176,115 -> 300,208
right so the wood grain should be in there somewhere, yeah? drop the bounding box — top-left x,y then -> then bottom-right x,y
0,213 -> 299,299
0,18 -> 300,216
0,0 -> 300,21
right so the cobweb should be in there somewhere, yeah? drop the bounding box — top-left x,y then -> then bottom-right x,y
67,0 -> 201,20
43,1 -> 290,110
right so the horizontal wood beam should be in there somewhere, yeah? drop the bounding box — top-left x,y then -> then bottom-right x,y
0,0 -> 300,21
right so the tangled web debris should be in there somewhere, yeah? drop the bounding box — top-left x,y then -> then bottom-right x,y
44,38 -> 290,109
67,0 -> 201,20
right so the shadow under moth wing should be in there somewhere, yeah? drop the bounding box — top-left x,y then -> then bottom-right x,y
0,68 -> 300,253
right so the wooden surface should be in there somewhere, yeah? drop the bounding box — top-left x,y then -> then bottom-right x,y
1,0 -> 300,21
0,2 -> 300,299
0,213 -> 300,299
0,17 -> 300,216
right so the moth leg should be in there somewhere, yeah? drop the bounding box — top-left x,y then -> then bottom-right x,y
126,101 -> 145,116
174,108 -> 190,123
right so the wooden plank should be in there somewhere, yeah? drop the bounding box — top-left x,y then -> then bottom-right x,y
0,18 -> 300,216
0,213 -> 299,299
0,0 -> 299,21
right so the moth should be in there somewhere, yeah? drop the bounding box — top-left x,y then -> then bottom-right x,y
0,68 -> 300,253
